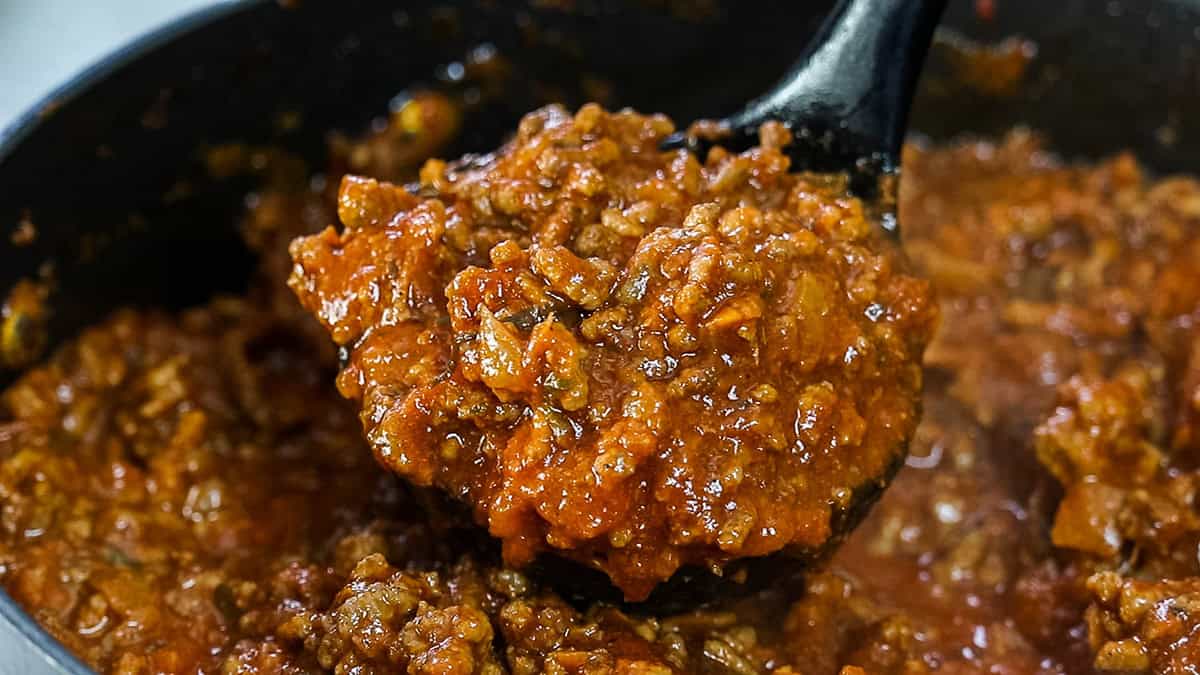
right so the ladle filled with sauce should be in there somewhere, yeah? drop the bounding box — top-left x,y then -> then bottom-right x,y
286,0 -> 946,608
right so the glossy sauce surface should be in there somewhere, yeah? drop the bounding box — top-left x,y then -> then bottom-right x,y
289,105 -> 935,601
1,104 -> 1198,673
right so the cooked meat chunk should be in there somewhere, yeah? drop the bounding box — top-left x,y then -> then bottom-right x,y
288,105 -> 935,599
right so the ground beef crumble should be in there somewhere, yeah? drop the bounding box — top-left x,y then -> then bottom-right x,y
288,105 -> 935,600
3,107 -> 1200,673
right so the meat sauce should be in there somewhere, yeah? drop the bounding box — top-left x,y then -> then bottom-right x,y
288,105 -> 935,601
1,97 -> 1198,673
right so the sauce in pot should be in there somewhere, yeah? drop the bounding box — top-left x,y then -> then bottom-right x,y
1,101 -> 1198,673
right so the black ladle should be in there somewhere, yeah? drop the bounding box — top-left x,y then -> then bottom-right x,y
542,0 -> 948,612
665,0 -> 948,231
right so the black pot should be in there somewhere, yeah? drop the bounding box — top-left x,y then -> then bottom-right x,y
2,1 -> 1198,671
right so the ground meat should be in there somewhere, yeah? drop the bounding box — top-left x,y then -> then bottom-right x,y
879,131 -> 1200,673
1087,573 -> 1200,673
0,303 -> 685,674
288,105 -> 935,600
0,304 -> 384,671
294,554 -> 503,674
6,103 -> 1200,673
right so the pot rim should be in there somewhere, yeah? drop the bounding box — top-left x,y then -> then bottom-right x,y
0,0 -> 254,162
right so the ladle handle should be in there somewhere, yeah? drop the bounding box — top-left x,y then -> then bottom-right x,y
741,0 -> 948,171
672,0 -> 947,179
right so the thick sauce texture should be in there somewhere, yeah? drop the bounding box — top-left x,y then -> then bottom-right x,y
2,102 -> 1200,673
287,105 -> 935,600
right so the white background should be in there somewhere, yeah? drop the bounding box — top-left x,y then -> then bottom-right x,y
0,0 -> 213,131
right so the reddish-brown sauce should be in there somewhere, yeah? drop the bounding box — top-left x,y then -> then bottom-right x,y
288,105 -> 935,600
1,99 -> 1199,674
